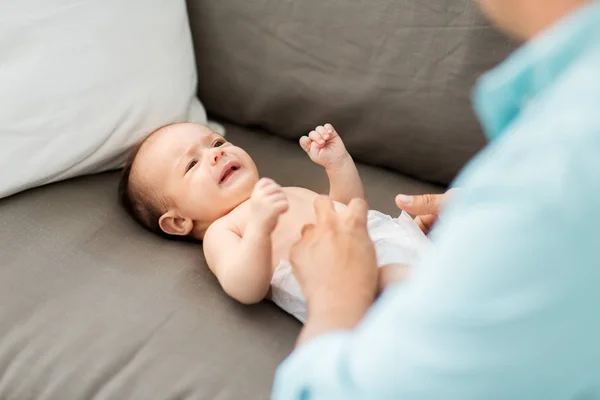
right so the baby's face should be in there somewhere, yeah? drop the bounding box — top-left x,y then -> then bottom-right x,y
134,123 -> 259,233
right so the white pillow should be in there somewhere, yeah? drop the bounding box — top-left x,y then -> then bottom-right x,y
0,0 -> 206,198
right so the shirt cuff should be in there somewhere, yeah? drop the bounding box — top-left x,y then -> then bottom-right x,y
272,330 -> 354,400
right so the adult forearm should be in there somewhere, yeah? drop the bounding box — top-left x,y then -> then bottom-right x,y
326,156 -> 364,204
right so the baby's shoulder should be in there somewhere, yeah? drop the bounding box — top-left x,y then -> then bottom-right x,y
204,215 -> 241,244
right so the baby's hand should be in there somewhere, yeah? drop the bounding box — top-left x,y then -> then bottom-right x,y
300,124 -> 349,169
250,178 -> 289,234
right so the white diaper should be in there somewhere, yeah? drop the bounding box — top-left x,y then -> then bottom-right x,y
270,210 -> 430,323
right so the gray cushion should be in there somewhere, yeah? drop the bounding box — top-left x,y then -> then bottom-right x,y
0,124 -> 442,398
188,0 -> 516,184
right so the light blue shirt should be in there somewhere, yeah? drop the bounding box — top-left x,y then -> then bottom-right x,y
273,3 -> 600,399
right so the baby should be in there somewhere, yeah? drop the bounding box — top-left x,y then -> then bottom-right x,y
119,122 -> 429,323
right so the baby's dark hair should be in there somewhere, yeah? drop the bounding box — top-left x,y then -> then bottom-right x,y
118,135 -> 196,242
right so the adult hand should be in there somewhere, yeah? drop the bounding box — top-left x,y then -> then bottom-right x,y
395,189 -> 455,234
290,196 -> 378,346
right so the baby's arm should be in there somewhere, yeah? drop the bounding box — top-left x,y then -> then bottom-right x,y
203,178 -> 288,305
300,124 -> 365,204
204,222 -> 273,305
326,153 -> 364,204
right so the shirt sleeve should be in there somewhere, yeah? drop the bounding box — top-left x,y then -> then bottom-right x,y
272,133 -> 600,399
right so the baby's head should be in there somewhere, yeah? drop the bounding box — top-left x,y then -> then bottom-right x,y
119,123 -> 259,240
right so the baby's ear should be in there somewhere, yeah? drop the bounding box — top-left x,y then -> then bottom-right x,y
159,210 -> 193,236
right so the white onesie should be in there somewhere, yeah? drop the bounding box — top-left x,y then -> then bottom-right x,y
269,210 -> 430,323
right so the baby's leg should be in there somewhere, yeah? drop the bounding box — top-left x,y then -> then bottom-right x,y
378,263 -> 410,294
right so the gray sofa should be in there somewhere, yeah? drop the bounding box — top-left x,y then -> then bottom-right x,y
0,1 -> 514,398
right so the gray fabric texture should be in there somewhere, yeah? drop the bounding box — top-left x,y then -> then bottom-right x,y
187,0 -> 516,184
0,123 -> 442,399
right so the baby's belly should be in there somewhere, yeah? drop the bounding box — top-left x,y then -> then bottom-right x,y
269,200 -> 347,271
270,220 -> 306,271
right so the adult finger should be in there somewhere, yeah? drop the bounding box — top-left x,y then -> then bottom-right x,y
345,198 -> 369,228
299,223 -> 316,241
290,224 -> 315,271
395,193 -> 444,216
414,214 -> 437,234
313,195 -> 337,227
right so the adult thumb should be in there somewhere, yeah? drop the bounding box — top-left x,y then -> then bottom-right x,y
395,193 -> 444,216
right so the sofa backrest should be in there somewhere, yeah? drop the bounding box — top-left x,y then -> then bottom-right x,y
187,0 -> 516,185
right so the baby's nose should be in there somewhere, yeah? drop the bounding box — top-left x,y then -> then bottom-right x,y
213,149 -> 225,164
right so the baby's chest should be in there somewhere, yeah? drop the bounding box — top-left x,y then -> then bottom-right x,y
270,197 -> 316,267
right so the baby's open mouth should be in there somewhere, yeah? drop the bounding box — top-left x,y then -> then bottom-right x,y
219,161 -> 241,184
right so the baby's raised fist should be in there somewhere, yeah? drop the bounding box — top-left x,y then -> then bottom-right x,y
299,124 -> 349,168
